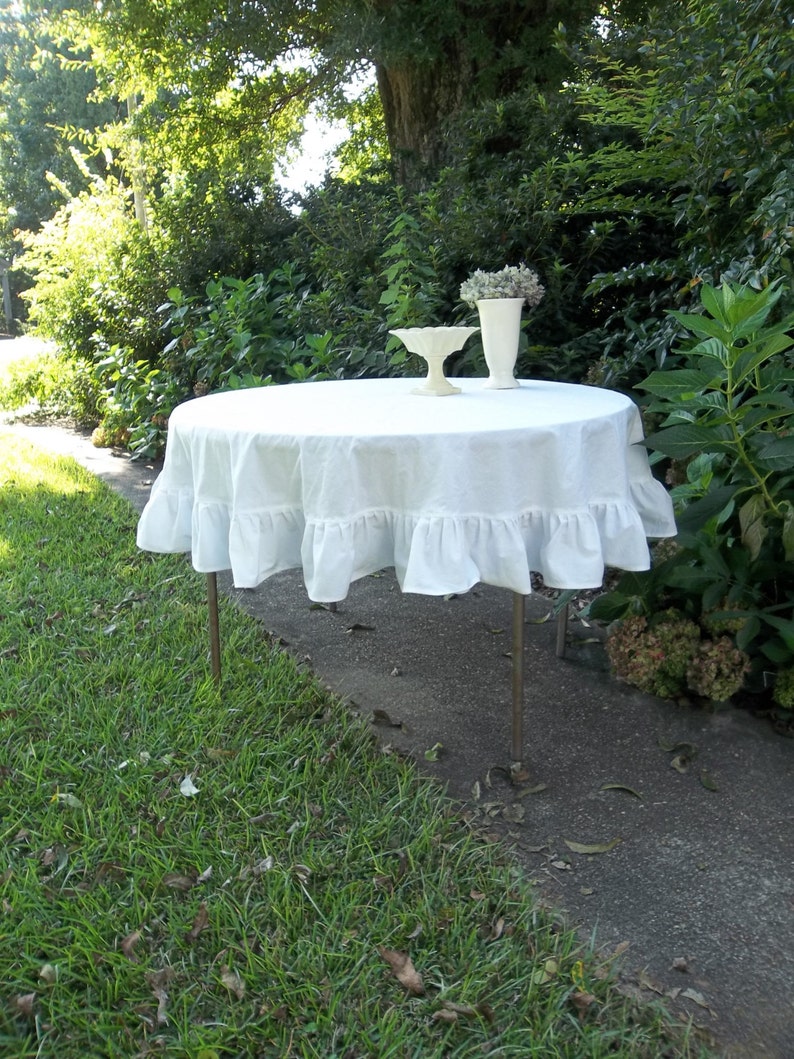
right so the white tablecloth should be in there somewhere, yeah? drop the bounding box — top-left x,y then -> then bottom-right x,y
137,378 -> 675,600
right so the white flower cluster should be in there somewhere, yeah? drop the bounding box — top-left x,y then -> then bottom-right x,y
460,264 -> 545,308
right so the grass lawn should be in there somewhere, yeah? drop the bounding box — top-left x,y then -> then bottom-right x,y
0,431 -> 710,1058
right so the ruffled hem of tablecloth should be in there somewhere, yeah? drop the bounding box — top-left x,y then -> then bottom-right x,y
136,476 -> 675,600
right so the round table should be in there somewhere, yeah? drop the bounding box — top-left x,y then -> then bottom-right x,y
138,378 -> 673,596
137,378 -> 676,763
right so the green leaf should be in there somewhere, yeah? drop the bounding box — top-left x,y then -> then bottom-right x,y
739,494 -> 768,559
761,639 -> 793,664
736,614 -> 761,652
740,403 -> 794,433
588,591 -> 644,622
782,504 -> 794,563
675,485 -> 736,531
732,301 -> 780,340
689,336 -> 729,363
733,340 -> 792,387
662,564 -> 719,592
699,282 -> 729,327
667,309 -> 728,341
750,434 -> 794,473
638,368 -> 712,398
760,615 -> 794,652
645,424 -> 732,459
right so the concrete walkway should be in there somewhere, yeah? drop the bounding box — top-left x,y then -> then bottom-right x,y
2,340 -> 793,1058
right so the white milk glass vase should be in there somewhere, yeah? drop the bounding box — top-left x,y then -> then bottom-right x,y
389,326 -> 479,396
476,297 -> 524,389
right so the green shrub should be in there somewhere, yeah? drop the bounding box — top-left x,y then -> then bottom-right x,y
0,348 -> 102,426
773,668 -> 794,710
570,0 -> 794,387
593,279 -> 794,701
159,268 -> 344,392
19,172 -> 164,364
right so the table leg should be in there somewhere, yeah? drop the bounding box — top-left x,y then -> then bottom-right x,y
511,592 -> 525,765
207,572 -> 222,684
556,606 -> 568,658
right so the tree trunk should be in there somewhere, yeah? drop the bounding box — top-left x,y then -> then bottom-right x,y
375,47 -> 473,189
372,0 -> 575,189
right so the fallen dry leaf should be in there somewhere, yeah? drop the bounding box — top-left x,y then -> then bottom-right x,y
699,768 -> 720,792
95,861 -> 126,886
14,993 -> 36,1019
638,969 -> 665,994
502,803 -> 525,823
121,930 -> 142,962
162,872 -> 196,891
372,708 -> 401,728
531,958 -> 559,986
432,1008 -> 458,1023
434,999 -> 496,1024
563,837 -> 622,855
41,844 -> 68,871
658,738 -> 697,755
440,1000 -> 482,1018
205,747 -> 238,762
681,987 -> 713,1011
185,902 -> 210,943
486,917 -> 506,941
600,782 -> 643,800
378,947 -> 425,995
570,989 -> 597,1019
146,968 -> 173,1025
220,966 -> 246,1000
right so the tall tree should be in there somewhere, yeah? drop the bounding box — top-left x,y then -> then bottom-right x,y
0,0 -> 118,254
56,0 -> 605,189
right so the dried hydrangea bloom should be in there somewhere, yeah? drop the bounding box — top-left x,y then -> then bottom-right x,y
460,264 -> 545,308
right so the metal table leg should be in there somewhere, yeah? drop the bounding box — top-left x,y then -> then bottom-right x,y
511,592 -> 525,766
207,572 -> 222,684
556,605 -> 568,658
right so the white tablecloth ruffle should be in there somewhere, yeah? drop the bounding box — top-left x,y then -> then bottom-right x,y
137,378 -> 676,600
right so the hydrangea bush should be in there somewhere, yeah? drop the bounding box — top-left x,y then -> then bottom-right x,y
607,610 -> 750,703
594,280 -> 794,709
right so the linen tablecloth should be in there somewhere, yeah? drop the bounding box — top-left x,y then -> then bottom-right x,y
136,378 -> 675,601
